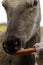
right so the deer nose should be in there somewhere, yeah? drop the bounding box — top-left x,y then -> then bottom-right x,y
3,36 -> 20,54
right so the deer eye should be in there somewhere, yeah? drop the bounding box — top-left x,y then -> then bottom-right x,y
33,0 -> 38,6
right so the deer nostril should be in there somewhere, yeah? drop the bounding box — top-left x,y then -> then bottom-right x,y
3,38 -> 20,54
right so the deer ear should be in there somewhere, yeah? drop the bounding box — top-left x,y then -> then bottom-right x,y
33,0 -> 38,6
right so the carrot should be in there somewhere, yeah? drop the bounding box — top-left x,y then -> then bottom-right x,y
11,48 -> 36,55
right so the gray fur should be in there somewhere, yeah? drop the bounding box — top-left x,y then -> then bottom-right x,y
0,0 -> 41,65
